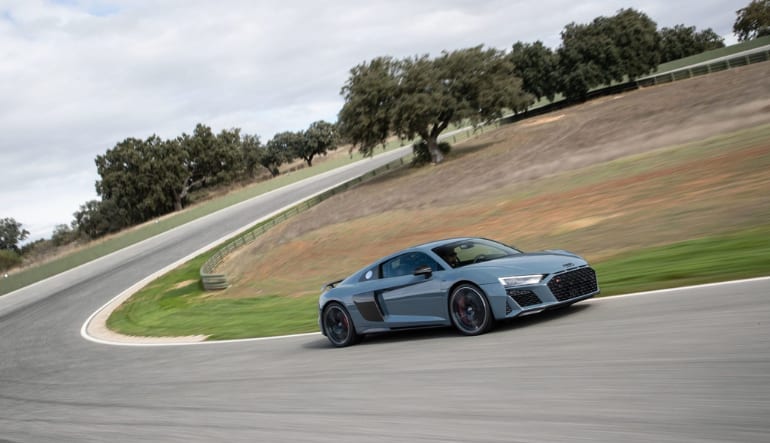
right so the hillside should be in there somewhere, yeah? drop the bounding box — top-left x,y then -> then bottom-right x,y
218,62 -> 770,299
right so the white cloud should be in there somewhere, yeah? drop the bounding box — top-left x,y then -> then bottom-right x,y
0,0 -> 750,239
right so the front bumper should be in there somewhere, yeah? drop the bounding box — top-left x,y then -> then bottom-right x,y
489,266 -> 600,318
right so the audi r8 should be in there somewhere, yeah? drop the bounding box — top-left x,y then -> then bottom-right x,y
319,237 -> 599,347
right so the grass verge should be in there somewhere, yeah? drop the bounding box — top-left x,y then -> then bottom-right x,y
107,225 -> 770,340
595,225 -> 770,296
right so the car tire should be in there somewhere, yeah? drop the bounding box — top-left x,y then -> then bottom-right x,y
449,283 -> 494,336
322,302 -> 360,347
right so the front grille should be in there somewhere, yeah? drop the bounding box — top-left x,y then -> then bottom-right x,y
548,267 -> 598,301
507,289 -> 542,307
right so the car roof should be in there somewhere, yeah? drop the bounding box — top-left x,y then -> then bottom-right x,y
407,237 -> 476,251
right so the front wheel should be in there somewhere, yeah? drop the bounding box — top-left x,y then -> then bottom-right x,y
449,283 -> 494,336
322,302 -> 360,347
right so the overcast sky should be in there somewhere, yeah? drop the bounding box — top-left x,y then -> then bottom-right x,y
0,0 -> 748,241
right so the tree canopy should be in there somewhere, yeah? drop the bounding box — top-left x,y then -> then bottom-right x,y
240,134 -> 264,179
510,41 -> 560,102
0,218 -> 29,252
73,199 -> 129,239
734,0 -> 770,41
558,8 -> 660,100
338,46 -> 532,164
659,25 -> 725,63
94,123 -> 260,233
299,120 -> 337,167
337,56 -> 400,157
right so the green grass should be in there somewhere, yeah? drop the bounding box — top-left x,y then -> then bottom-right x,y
107,225 -> 770,340
106,250 -> 319,339
595,225 -> 770,296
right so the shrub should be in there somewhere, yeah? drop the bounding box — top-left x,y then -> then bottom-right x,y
412,140 -> 451,166
0,249 -> 22,272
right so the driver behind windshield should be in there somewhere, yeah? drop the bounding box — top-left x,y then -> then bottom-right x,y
440,249 -> 460,268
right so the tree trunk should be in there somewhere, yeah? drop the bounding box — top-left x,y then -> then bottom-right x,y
175,176 -> 198,212
175,186 -> 188,212
427,137 -> 444,164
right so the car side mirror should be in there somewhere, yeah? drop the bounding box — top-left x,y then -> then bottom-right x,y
413,265 -> 433,278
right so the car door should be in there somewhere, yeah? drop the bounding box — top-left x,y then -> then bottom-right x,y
376,252 -> 447,326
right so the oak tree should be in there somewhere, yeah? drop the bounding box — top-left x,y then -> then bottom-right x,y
0,217 -> 29,252
659,25 -> 725,63
339,46 -> 531,164
734,0 -> 770,41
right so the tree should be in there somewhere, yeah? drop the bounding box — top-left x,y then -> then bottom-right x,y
297,120 -> 337,167
73,199 -> 129,239
240,133 -> 264,179
338,56 -> 400,157
179,124 -> 217,187
659,25 -> 725,63
557,20 -> 618,100
0,218 -> 30,252
95,123 -> 251,224
558,8 -> 660,100
266,131 -> 302,167
96,135 -> 184,222
510,41 -> 560,102
258,143 -> 285,177
338,46 -> 532,164
609,9 -> 661,80
734,0 -> 770,41
214,128 -> 245,183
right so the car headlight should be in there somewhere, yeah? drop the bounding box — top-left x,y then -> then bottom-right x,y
498,274 -> 544,287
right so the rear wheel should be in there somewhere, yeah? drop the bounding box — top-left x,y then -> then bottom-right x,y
449,283 -> 493,336
322,302 -> 360,347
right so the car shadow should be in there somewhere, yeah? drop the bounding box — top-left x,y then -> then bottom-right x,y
496,303 -> 592,332
302,303 -> 592,349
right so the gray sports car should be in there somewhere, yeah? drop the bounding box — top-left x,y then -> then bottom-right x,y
318,237 -> 599,347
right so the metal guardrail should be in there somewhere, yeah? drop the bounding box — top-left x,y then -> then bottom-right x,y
200,157 -> 407,290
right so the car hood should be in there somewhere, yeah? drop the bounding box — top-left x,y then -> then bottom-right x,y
466,252 -> 587,276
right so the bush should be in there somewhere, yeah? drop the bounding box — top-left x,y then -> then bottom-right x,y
412,140 -> 451,166
0,249 -> 22,272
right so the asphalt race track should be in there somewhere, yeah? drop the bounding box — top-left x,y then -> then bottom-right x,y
1,146 -> 769,442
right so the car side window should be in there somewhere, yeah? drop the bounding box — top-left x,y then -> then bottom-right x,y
380,252 -> 443,279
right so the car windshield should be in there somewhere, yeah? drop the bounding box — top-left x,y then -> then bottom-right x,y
432,239 -> 521,268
